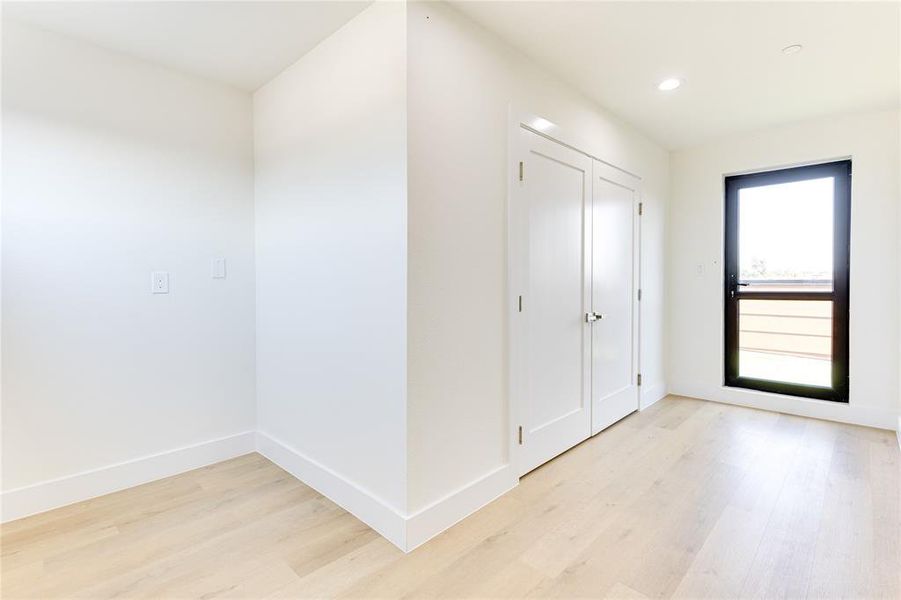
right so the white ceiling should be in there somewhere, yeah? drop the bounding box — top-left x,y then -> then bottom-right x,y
4,1 -> 898,146
451,1 -> 901,149
2,1 -> 370,91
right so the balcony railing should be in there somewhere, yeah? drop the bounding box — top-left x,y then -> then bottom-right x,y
737,285 -> 832,386
739,298 -> 831,359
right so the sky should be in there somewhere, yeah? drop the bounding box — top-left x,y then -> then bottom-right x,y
739,176 -> 833,281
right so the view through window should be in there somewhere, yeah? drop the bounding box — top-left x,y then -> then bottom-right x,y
738,177 -> 833,386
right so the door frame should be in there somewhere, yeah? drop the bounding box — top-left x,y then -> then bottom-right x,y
723,159 -> 851,402
507,109 -> 643,477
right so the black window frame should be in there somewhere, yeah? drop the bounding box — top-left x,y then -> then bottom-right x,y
724,160 -> 851,403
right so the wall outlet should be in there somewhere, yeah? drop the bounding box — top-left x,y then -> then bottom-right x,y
211,258 -> 227,279
151,271 -> 169,294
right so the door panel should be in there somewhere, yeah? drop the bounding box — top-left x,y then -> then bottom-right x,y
591,164 -> 640,433
518,127 -> 592,475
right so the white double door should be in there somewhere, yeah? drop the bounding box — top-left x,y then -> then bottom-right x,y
515,126 -> 640,476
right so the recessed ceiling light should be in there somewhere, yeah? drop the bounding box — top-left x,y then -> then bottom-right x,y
782,44 -> 803,55
530,117 -> 555,132
657,78 -> 681,91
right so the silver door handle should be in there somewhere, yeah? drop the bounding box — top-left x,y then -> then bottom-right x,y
585,312 -> 605,322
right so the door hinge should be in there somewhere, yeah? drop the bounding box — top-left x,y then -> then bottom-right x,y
638,202 -> 643,216
637,373 -> 642,386
518,295 -> 523,312
637,288 -> 642,301
518,161 -> 524,181
518,425 -> 523,445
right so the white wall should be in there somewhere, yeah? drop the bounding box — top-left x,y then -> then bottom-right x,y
406,2 -> 669,519
668,109 -> 901,430
1,21 -> 256,513
253,1 -> 408,522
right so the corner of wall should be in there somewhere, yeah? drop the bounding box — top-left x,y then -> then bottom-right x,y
254,431 -> 408,550
640,381 -> 668,410
404,465 -> 517,552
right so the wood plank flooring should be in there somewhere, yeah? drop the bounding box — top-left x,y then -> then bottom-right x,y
2,396 -> 899,599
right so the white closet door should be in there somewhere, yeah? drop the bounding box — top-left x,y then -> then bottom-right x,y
590,161 -> 640,433
518,127 -> 592,476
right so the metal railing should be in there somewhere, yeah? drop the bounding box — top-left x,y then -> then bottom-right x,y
738,296 -> 831,360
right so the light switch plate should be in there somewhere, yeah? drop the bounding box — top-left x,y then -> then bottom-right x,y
151,271 -> 169,294
211,258 -> 226,279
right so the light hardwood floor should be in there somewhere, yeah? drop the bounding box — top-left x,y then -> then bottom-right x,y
2,396 -> 899,599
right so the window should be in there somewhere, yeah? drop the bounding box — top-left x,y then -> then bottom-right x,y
724,160 -> 850,402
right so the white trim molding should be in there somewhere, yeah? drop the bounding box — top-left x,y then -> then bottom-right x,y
256,430 -> 519,552
2,428 -> 519,554
255,432 -> 518,553
7,397 -> 887,553
669,383 -> 897,431
254,431 -> 407,550
640,381 -> 667,410
0,431 -> 256,523
405,465 -> 517,552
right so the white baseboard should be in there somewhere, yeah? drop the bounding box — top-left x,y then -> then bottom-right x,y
1,431 -> 256,523
2,428 -> 520,554
255,432 -> 518,552
405,465 -> 517,552
640,381 -> 667,410
254,431 -> 407,550
897,417 -> 901,452
669,382 -> 896,431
